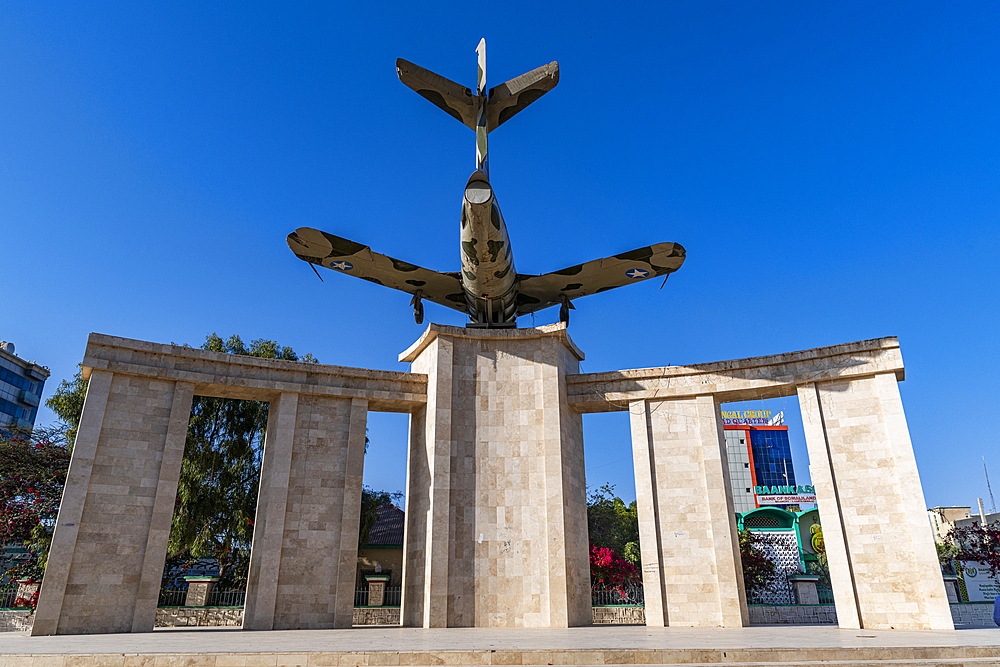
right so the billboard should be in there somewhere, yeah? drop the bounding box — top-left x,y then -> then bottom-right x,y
955,561 -> 1000,602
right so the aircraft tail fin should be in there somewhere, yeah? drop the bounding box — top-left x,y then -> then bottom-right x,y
486,61 -> 559,130
396,58 -> 478,130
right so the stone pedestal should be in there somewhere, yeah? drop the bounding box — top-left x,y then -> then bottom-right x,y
15,579 -> 40,604
942,576 -> 960,604
398,323 -> 591,628
365,574 -> 390,607
789,575 -> 821,605
183,577 -> 219,607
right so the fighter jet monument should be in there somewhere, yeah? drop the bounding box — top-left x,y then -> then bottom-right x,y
286,40 -> 685,327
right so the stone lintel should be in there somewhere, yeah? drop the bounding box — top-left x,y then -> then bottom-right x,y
398,322 -> 584,363
566,336 -> 903,413
81,333 -> 427,412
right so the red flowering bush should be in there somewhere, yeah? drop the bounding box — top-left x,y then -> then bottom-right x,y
590,543 -> 639,589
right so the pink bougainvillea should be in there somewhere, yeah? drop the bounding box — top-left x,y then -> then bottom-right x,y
589,543 -> 639,589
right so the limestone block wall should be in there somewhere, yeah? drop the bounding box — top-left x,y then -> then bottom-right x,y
630,395 -> 747,628
244,395 -> 367,630
798,376 -> 952,630
32,334 -> 424,636
400,324 -> 591,628
32,372 -> 193,635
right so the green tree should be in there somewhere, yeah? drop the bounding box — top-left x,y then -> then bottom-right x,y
586,484 -> 640,563
45,369 -> 87,451
167,334 -> 316,588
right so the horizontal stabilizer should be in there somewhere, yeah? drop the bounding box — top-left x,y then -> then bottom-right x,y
515,242 -> 685,316
486,62 -> 559,130
287,228 -> 468,314
396,58 -> 478,130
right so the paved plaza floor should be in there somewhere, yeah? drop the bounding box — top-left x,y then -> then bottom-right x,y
2,625 -> 1000,665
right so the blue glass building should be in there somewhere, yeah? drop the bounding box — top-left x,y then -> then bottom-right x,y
0,341 -> 49,430
724,422 -> 797,512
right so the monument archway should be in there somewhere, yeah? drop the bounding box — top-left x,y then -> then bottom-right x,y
568,336 -> 953,630
34,329 -> 952,634
31,335 -> 425,635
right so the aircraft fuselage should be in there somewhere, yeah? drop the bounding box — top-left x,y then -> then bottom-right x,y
461,171 -> 517,326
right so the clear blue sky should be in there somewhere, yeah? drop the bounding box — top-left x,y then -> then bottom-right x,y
3,2 -> 997,510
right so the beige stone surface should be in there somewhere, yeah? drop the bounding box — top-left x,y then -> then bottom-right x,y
630,396 -> 747,628
246,395 -> 367,630
568,336 -> 904,411
32,372 -> 191,635
83,333 -> 427,411
798,376 -> 953,630
401,324 -> 591,628
6,625 -> 1000,665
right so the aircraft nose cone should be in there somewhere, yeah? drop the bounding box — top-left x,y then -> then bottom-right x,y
465,180 -> 492,205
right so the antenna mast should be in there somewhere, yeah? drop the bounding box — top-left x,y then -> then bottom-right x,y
985,456 -> 996,514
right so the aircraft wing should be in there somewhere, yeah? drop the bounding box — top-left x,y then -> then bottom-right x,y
514,242 -> 685,316
287,228 -> 468,314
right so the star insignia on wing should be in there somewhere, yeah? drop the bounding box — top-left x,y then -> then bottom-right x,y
331,261 -> 354,271
626,268 -> 648,279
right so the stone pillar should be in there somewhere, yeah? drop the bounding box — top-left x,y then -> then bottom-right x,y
132,382 -> 195,631
244,392 -> 298,631
32,372 -> 193,636
244,393 -> 367,630
629,395 -> 747,627
399,323 -> 591,628
789,575 -> 821,605
183,577 -> 219,607
797,376 -> 953,630
366,574 -> 390,607
401,334 -> 453,628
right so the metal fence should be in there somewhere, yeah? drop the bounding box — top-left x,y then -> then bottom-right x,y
817,584 -> 834,605
0,586 -> 19,609
208,589 -> 245,607
354,586 -> 402,607
592,584 -> 644,606
158,588 -> 187,607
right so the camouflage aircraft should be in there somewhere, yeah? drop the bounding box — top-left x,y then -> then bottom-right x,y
286,39 -> 685,327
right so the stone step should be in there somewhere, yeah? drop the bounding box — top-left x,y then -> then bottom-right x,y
3,648 -> 1000,666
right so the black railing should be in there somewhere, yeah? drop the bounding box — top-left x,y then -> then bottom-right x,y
592,584 -> 644,606
354,586 -> 402,607
158,588 -> 187,607
208,589 -> 245,607
0,586 -> 19,609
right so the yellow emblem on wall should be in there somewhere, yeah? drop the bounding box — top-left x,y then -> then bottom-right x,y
810,524 -> 825,553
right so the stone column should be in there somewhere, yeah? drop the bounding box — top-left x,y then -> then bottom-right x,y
797,377 -> 953,630
629,395 -> 747,627
797,382 -> 862,629
244,392 -> 299,631
31,372 -> 191,635
31,370 -> 114,636
366,574 -> 390,607
401,335 -> 453,628
183,577 -> 219,607
399,323 -> 591,628
244,392 -> 367,630
131,381 -> 195,631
